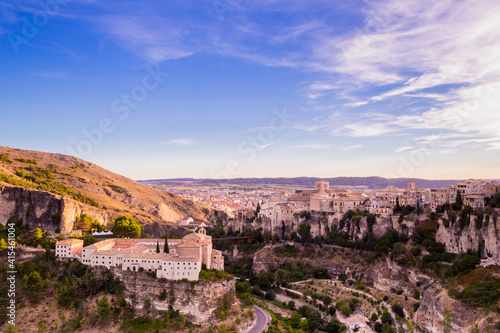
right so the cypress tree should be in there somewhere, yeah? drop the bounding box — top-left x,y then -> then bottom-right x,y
456,191 -> 463,208
163,239 -> 169,253
156,241 -> 160,253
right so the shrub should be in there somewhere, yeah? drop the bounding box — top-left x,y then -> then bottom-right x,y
458,279 -> 500,308
336,301 -> 352,316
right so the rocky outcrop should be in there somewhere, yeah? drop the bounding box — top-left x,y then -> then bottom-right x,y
436,210 -> 500,261
109,268 -> 235,325
254,212 -> 392,240
0,184 -> 111,232
415,284 -> 492,332
253,245 -> 433,298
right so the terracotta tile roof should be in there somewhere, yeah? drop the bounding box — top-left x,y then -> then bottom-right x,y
163,256 -> 200,262
91,250 -> 122,256
123,252 -> 169,259
57,239 -> 84,246
177,240 -> 202,248
183,233 -> 203,241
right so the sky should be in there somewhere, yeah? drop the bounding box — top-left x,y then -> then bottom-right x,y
1,0 -> 500,180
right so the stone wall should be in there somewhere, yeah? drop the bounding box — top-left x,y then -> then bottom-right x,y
109,267 -> 235,325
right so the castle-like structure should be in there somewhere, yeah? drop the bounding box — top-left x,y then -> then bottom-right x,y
55,228 -> 224,281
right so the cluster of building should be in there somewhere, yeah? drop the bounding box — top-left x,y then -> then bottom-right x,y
164,186 -> 266,217
233,179 -> 500,230
55,228 -> 224,281
429,179 -> 499,210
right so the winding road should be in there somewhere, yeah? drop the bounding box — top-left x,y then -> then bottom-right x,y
247,305 -> 270,333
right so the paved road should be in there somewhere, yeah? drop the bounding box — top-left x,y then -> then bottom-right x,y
247,305 -> 269,333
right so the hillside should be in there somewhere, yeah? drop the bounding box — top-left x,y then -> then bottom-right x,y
0,146 -> 210,232
141,176 -> 464,189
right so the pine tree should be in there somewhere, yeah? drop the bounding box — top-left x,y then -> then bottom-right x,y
163,239 -> 169,253
156,241 -> 160,253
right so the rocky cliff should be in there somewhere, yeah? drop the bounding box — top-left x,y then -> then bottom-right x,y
436,210 -> 500,261
253,244 -> 433,297
108,268 -> 235,325
254,212 -> 392,240
0,146 -> 211,233
0,184 -> 111,232
415,284 -> 494,332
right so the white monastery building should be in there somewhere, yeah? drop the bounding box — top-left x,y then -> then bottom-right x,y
56,228 -> 224,281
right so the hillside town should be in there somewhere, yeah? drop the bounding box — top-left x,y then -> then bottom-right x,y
55,228 -> 224,281
225,179 -> 500,230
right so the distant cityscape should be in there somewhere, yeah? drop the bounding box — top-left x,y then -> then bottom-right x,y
148,179 -> 499,223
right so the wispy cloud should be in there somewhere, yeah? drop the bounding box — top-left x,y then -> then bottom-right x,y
258,139 -> 282,150
395,146 -> 414,153
336,144 -> 363,151
160,139 -> 197,146
288,143 -> 330,149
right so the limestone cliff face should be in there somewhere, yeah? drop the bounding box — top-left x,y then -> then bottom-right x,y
253,246 -> 433,298
0,184 -> 112,232
415,284 -> 492,332
436,210 -> 500,261
254,212 -> 392,240
109,268 -> 235,325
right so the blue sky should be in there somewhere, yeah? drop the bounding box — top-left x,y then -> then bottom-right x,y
1,0 -> 500,180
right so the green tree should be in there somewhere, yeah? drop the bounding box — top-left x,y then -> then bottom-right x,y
76,214 -> 94,232
33,228 -> 43,240
156,241 -> 160,253
290,311 -> 302,329
96,295 -> 111,323
326,320 -> 346,333
308,310 -> 323,332
163,239 -> 169,253
323,295 -> 332,307
442,309 -> 452,333
298,222 -> 312,243
22,271 -> 43,301
263,230 -> 272,243
90,220 -> 106,232
55,278 -> 77,308
112,215 -> 142,238
381,309 -> 393,325
272,233 -> 281,243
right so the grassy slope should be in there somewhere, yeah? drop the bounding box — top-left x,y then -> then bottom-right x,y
0,146 -> 210,225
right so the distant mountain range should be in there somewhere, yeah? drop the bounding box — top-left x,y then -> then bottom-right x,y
139,177 -> 470,190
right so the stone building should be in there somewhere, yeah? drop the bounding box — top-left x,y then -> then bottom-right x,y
55,239 -> 83,260
56,228 -> 224,281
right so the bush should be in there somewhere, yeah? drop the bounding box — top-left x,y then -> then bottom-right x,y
265,290 -> 276,301
336,301 -> 352,316
458,279 -> 500,308
391,303 -> 404,318
348,298 -> 359,312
